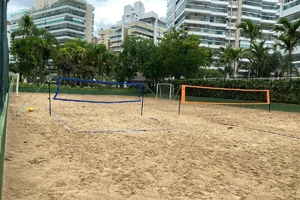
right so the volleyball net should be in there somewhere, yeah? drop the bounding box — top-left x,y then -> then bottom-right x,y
179,84 -> 270,114
53,77 -> 144,104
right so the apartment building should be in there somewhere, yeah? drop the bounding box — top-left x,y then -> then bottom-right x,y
99,1 -> 166,53
98,29 -> 113,49
166,0 -> 280,50
281,0 -> 300,68
10,0 -> 94,44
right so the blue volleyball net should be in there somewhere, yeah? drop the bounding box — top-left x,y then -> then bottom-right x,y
53,77 -> 144,104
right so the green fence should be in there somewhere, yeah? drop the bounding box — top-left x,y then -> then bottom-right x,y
0,0 -> 9,199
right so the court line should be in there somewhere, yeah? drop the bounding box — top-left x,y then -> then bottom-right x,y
217,122 -> 300,140
52,113 -> 72,132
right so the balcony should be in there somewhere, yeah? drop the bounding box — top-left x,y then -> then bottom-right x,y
185,16 -> 227,27
33,2 -> 86,13
186,27 -> 226,38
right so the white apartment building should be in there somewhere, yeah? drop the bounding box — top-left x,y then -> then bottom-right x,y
281,0 -> 300,69
100,1 -> 166,53
10,0 -> 94,44
166,0 -> 280,50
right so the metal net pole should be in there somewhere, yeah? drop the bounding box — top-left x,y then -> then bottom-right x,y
0,0 -> 9,114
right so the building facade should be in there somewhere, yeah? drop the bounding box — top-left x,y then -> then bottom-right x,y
98,29 -> 113,49
166,0 -> 280,50
99,1 -> 166,53
281,0 -> 300,69
10,0 -> 94,44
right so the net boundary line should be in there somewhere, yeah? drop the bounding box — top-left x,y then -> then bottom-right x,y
52,113 -> 72,132
216,121 -> 300,140
80,128 -> 171,134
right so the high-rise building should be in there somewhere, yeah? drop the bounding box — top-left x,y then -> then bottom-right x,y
10,0 -> 95,44
7,21 -> 10,50
281,0 -> 300,69
98,29 -> 113,49
99,1 -> 166,53
166,0 -> 280,50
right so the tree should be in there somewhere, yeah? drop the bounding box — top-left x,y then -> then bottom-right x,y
217,45 -> 234,76
246,41 -> 272,78
157,25 -> 209,79
56,39 -> 86,78
142,45 -> 171,83
273,17 -> 300,79
237,19 -> 262,42
264,51 -> 287,77
230,47 -> 244,77
19,14 -> 35,38
10,15 -> 57,83
33,28 -> 58,83
116,35 -> 155,81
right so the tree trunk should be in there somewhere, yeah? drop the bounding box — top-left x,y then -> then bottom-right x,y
248,66 -> 250,79
288,51 -> 292,79
39,58 -> 45,84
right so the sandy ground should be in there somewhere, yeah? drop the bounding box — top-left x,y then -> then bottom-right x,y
3,92 -> 300,200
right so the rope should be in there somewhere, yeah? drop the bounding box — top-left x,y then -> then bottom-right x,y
173,86 -> 181,100
52,113 -> 72,132
144,84 -> 156,97
14,78 -> 49,120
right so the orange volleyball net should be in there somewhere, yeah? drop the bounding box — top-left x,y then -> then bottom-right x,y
178,84 -> 271,114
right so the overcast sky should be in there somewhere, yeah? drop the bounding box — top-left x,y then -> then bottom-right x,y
7,0 -> 167,35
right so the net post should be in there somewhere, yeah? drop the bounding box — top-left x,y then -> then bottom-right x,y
155,83 -> 158,99
268,90 -> 271,113
141,84 -> 145,116
48,76 -> 52,116
169,84 -> 172,100
178,85 -> 182,115
16,73 -> 19,96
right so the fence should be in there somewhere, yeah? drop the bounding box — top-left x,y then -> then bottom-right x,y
0,0 -> 9,199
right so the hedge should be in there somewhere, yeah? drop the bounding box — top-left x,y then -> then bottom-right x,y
170,79 -> 300,104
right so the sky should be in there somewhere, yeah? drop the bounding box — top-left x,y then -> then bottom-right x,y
7,0 -> 167,35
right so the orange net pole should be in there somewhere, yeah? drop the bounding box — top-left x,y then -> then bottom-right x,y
181,85 -> 186,103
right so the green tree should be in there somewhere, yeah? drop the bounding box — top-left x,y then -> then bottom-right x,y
273,17 -> 300,79
57,39 -> 86,78
246,41 -> 272,77
157,25 -> 209,79
10,15 -> 57,83
237,19 -> 262,42
33,28 -> 58,83
230,47 -> 244,77
116,35 -> 155,81
217,45 -> 234,76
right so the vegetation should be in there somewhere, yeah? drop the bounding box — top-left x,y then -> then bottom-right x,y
9,16 -> 300,91
273,18 -> 300,79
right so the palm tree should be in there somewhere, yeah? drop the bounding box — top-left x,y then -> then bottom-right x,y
32,28 -> 58,83
247,41 -> 272,78
273,17 -> 300,79
237,19 -> 263,43
19,14 -> 35,38
230,47 -> 244,78
218,45 -> 234,77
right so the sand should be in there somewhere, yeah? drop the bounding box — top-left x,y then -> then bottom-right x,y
3,92 -> 300,200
